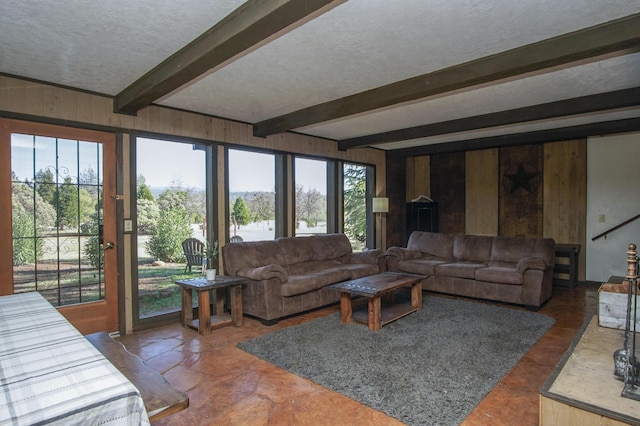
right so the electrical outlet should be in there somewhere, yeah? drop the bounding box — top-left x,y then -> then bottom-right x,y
598,214 -> 606,223
124,219 -> 133,232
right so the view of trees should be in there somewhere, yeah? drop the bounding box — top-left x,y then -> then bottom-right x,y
343,164 -> 367,247
295,185 -> 325,228
11,167 -> 102,267
136,175 -> 197,263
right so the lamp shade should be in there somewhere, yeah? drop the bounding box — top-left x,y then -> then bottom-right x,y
372,197 -> 389,213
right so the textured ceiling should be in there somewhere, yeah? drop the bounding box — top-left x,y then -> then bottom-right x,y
1,0 -> 639,152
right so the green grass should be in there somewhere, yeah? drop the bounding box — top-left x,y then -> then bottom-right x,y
137,264 -> 201,317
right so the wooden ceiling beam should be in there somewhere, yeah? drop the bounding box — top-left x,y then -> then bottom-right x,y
338,87 -> 640,150
114,0 -> 345,115
253,13 -> 640,138
386,118 -> 640,158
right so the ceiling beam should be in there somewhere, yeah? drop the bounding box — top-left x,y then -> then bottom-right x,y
114,0 -> 345,115
338,87 -> 640,150
386,118 -> 640,158
253,13 -> 640,138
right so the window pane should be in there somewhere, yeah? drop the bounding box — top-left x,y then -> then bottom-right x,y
136,138 -> 206,319
11,134 -> 104,306
343,163 -> 368,251
228,149 -> 275,241
295,158 -> 326,236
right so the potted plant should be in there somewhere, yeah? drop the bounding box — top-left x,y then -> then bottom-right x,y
205,240 -> 219,280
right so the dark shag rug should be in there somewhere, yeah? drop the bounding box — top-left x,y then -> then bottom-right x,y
238,296 -> 555,425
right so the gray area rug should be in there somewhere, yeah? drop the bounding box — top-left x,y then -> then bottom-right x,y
238,296 -> 555,425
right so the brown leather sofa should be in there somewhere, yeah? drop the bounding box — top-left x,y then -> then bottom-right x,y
221,233 -> 384,325
386,231 -> 555,309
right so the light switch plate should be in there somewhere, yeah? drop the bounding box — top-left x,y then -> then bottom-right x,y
124,219 -> 133,232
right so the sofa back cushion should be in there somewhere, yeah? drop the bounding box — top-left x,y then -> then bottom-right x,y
277,234 -> 353,265
453,234 -> 493,262
222,240 -> 285,277
491,237 -> 535,263
407,232 -> 454,259
491,236 -> 555,266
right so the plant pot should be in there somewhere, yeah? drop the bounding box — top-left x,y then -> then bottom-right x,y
206,269 -> 217,280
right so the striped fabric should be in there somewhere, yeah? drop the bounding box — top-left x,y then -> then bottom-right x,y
0,292 -> 149,425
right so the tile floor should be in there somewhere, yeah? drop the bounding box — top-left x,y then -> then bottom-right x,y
118,284 -> 599,425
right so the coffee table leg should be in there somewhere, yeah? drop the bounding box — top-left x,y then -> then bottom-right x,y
369,296 -> 382,331
198,289 -> 211,336
411,282 -> 423,310
230,285 -> 243,327
181,287 -> 193,328
340,292 -> 352,324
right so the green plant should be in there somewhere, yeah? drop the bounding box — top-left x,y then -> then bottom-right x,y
12,212 -> 43,266
205,240 -> 218,269
146,206 -> 192,262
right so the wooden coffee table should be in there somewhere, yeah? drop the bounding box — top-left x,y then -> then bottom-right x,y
175,276 -> 245,335
329,272 -> 425,331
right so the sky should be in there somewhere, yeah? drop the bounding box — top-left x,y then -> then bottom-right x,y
137,138 -> 326,193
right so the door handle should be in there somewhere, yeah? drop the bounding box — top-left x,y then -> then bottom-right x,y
104,242 -> 115,251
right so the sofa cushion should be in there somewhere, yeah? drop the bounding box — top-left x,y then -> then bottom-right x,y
435,262 -> 487,279
222,240 -> 284,277
398,259 -> 448,276
281,267 -> 352,297
453,235 -> 493,262
475,266 -> 523,285
407,232 -> 454,259
490,237 -> 536,263
277,234 -> 352,265
238,264 -> 288,283
286,259 -> 342,275
339,263 -> 379,279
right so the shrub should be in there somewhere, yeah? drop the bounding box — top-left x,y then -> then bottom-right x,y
146,206 -> 192,263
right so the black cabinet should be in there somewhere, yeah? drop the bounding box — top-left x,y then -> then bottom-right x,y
407,202 -> 438,239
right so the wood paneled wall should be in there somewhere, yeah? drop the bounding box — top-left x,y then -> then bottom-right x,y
430,152 -> 465,234
401,141 -> 587,279
544,140 -> 587,280
466,149 -> 498,236
499,144 -> 544,238
386,156 -> 407,248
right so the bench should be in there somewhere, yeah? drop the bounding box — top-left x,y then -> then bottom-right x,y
86,332 -> 189,422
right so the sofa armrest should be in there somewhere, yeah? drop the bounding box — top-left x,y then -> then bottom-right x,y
385,246 -> 422,260
237,264 -> 288,283
516,257 -> 549,274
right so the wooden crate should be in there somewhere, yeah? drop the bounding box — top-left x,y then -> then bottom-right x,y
598,282 -> 640,330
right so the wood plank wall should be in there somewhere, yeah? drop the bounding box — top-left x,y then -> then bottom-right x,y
543,140 -> 587,281
399,141 -> 587,280
386,156 -> 407,247
430,152 -> 466,234
466,149 -> 499,236
499,144 -> 544,238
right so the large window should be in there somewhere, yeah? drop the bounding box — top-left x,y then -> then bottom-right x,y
135,137 -> 207,320
228,149 -> 276,241
295,157 -> 327,236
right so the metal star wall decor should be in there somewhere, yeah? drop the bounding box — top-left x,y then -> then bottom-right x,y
502,162 -> 540,197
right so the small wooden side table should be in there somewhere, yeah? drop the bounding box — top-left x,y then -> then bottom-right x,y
553,243 -> 581,289
175,276 -> 245,336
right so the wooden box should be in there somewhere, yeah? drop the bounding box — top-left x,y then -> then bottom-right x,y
598,282 -> 640,330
